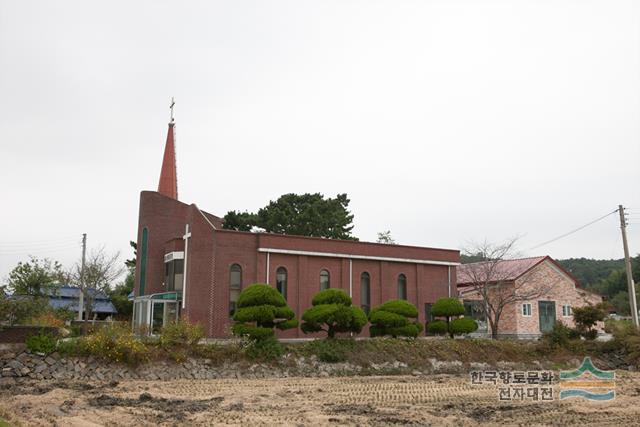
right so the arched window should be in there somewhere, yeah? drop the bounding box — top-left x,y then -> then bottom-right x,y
276,267 -> 288,300
397,274 -> 407,300
360,272 -> 370,314
139,227 -> 148,296
320,269 -> 330,290
229,264 -> 242,317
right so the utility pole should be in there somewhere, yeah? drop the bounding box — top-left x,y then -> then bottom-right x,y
619,205 -> 639,328
77,233 -> 87,321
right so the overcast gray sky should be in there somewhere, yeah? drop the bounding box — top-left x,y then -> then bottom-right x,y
1,0 -> 639,281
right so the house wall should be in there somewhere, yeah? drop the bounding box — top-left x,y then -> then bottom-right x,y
512,260 -> 604,337
458,259 -> 604,338
458,282 -> 519,336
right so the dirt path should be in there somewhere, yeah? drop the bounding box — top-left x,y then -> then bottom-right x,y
2,372 -> 640,426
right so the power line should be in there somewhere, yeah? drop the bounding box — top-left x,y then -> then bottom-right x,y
528,209 -> 618,251
0,244 -> 81,256
0,241 -> 80,251
0,237 -> 80,249
0,235 -> 79,245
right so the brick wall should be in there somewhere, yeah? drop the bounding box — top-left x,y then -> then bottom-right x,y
513,261 -> 604,335
135,191 -> 459,338
458,259 -> 604,338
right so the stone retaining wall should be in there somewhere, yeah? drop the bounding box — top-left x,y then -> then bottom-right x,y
0,348 -> 488,386
2,347 -> 626,386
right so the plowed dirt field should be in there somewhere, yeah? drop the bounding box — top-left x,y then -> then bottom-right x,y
2,372 -> 639,426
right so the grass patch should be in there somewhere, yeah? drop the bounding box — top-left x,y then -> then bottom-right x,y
286,337 -> 559,370
0,418 -> 10,427
191,342 -> 245,365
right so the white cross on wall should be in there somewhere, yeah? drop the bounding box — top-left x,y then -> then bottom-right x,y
182,224 -> 191,309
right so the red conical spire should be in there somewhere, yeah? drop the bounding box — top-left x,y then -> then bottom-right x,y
158,99 -> 178,200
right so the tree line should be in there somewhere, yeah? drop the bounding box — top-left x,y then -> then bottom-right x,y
0,245 -> 133,328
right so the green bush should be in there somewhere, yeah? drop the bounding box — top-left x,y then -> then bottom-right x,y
541,321 -> 580,349
301,289 -> 367,338
237,284 -> 290,308
56,339 -> 80,357
431,297 -> 476,338
232,284 -> 298,341
25,330 -> 57,354
431,298 -> 465,318
573,303 -> 606,340
615,329 -> 640,366
69,324 -> 83,337
244,336 -> 284,361
159,319 -> 204,348
605,318 -> 633,335
426,320 -> 448,335
307,338 -> 355,363
0,296 -> 48,326
450,317 -> 479,335
77,324 -> 149,365
368,300 -> 422,338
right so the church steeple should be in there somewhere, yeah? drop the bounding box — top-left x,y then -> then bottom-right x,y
157,98 -> 178,200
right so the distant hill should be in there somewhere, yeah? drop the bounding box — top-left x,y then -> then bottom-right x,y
460,254 -> 624,289
459,254 -> 487,264
556,258 -> 624,288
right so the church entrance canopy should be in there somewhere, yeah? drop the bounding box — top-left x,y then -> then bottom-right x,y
132,292 -> 181,335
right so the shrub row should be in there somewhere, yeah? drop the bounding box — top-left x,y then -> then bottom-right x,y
232,285 -> 479,342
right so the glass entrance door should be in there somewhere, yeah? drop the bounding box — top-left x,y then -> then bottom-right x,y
152,302 -> 164,334
538,301 -> 556,333
424,303 -> 433,336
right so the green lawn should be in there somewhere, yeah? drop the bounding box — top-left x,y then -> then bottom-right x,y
0,418 -> 11,427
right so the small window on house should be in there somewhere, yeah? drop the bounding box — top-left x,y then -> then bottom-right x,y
397,274 -> 407,300
276,267 -> 288,300
522,303 -> 532,316
360,272 -> 371,314
562,305 -> 572,317
320,269 -> 330,290
229,264 -> 242,317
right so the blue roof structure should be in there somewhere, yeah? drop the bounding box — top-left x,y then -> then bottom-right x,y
47,285 -> 117,314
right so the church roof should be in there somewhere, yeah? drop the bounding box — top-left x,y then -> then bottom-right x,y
158,122 -> 178,200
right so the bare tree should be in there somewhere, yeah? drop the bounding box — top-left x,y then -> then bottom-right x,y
459,238 -> 561,339
376,230 -> 396,244
69,247 -> 124,330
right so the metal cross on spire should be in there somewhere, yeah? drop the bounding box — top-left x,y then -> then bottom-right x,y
169,97 -> 176,123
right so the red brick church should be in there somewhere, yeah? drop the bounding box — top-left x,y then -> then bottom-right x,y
133,114 -> 460,338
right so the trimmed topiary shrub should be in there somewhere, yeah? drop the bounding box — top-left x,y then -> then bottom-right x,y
301,289 -> 368,338
232,284 -> 298,341
368,300 -> 423,338
426,320 -> 448,335
573,303 -> 607,340
430,298 -> 477,338
450,317 -> 479,335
